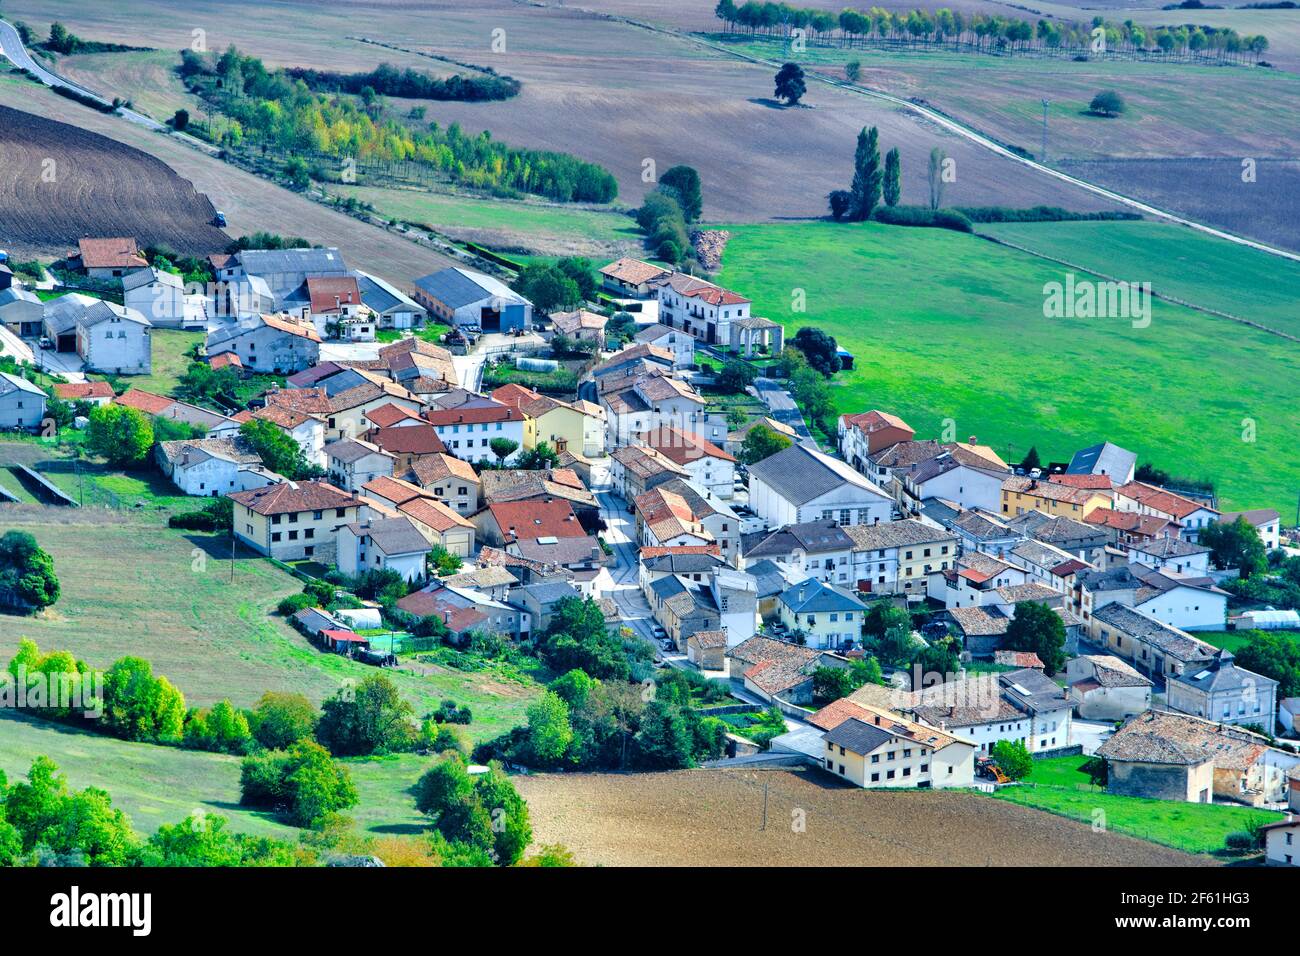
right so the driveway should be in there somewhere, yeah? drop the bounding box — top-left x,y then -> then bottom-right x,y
751,377 -> 813,443
1072,719 -> 1116,756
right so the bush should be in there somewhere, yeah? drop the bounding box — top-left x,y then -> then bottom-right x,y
954,205 -> 1142,224
1224,831 -> 1257,852
239,741 -> 357,827
872,205 -> 972,232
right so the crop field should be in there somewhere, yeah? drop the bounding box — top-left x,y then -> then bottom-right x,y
516,767 -> 1204,865
3,0 -> 1119,223
716,220 -> 1300,513
57,48 -> 198,124
980,219 -> 1300,335
0,102 -> 228,258
0,514 -> 541,739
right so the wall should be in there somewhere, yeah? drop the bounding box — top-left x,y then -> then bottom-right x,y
1107,759 -> 1212,802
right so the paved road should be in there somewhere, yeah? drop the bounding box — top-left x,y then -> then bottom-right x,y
751,377 -> 814,444
589,460 -> 661,649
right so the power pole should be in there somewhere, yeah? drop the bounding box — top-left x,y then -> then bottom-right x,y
1041,98 -> 1050,164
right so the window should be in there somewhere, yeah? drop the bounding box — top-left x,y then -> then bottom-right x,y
871,772 -> 880,783
313,510 -> 323,520
336,508 -> 346,517
271,532 -> 282,543
304,529 -> 314,540
886,770 -> 895,780
271,514 -> 282,525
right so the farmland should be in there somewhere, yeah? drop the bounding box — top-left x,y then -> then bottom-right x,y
0,101 -> 228,259
516,766 -> 1205,865
0,512 -> 542,739
715,220 -> 1300,513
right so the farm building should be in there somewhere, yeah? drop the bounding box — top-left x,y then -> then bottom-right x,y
228,480 -> 362,562
353,270 -> 427,329
122,268 -> 208,329
42,293 -> 101,353
599,257 -> 670,298
550,308 -> 608,348
53,381 -> 115,406
1065,654 -> 1152,721
412,267 -> 532,332
0,371 -> 46,430
218,247 -> 349,305
69,237 -> 148,280
0,286 -> 43,338
1237,608 -> 1300,630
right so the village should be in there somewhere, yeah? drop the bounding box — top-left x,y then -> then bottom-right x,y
2,232 -> 1298,871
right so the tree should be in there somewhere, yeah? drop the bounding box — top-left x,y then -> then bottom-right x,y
5,756 -> 136,866
1200,517 -> 1268,578
991,739 -> 1033,781
632,700 -> 696,769
1234,633 -> 1300,699
172,108 -> 190,131
1089,90 -> 1126,117
516,441 -> 560,470
524,691 -> 574,766
0,530 -> 59,611
488,437 -> 519,465
739,423 -> 793,465
883,147 -> 901,206
251,691 -> 318,750
428,544 -> 462,577
1021,445 -> 1042,472
101,657 -> 186,742
86,403 -> 153,467
716,358 -> 757,394
1004,601 -> 1066,675
845,59 -> 861,82
792,327 -> 840,376
863,602 -> 913,641
659,165 -> 703,221
239,419 -> 320,480
514,263 -> 581,312
813,665 -> 856,702
415,758 -> 531,865
849,126 -> 882,221
316,673 -> 417,756
927,147 -> 948,210
239,741 -> 358,827
774,62 -> 806,105
876,624 -> 919,667
555,256 -> 598,300
827,189 -> 853,221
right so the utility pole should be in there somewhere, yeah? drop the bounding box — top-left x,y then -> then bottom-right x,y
1041,98 -> 1050,164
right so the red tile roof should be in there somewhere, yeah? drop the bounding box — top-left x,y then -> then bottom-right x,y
53,381 -> 114,401
399,496 -> 473,533
115,389 -> 175,415
1117,481 -> 1219,521
366,403 -> 426,428
639,425 -> 735,465
209,352 -> 243,370
368,424 -> 446,456
425,401 -> 519,426
229,480 -> 357,516
487,499 -> 584,541
306,276 -> 363,314
76,237 -> 146,270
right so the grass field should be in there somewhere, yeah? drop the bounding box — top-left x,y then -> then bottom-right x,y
981,220 -> 1300,335
715,220 -> 1300,513
995,755 -> 1281,855
87,328 -> 203,397
0,516 -> 541,740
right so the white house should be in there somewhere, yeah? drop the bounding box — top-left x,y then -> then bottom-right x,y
900,452 -> 1006,514
325,437 -> 396,492
637,425 -> 736,501
837,409 -> 915,474
813,701 -> 976,790
76,301 -> 152,375
1128,537 -> 1211,576
1166,648 -> 1279,729
1219,509 -> 1282,552
336,516 -> 431,583
908,668 -> 1074,755
600,371 -> 721,448
221,247 -> 349,305
0,372 -> 46,430
1114,481 -> 1220,542
1065,654 -> 1153,721
747,443 -> 893,530
424,399 -> 525,466
354,270 -> 427,329
633,323 -> 695,368
206,313 -> 322,374
0,286 -> 44,338
155,437 -> 282,497
249,403 -> 327,470
122,268 -> 207,329
1262,818 -> 1300,867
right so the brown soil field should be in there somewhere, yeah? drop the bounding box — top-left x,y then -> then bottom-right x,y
4,0 -> 1120,222
0,77 -> 458,287
0,103 -> 228,258
516,767 -> 1207,866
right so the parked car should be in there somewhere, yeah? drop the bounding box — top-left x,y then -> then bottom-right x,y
38,337 -> 52,350
213,211 -> 228,227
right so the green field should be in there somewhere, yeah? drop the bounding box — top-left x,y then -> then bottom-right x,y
715,220 -> 1300,513
981,220 -> 1300,335
82,328 -> 204,397
0,517 -> 541,739
994,756 -> 1281,855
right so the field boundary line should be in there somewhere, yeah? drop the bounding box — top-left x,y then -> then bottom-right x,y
976,231 -> 1300,343
527,1 -> 1300,264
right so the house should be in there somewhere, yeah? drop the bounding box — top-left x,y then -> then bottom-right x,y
902,668 -> 1072,754
1217,509 -> 1282,552
900,452 -> 1006,514
52,381 -> 115,407
636,425 -> 736,500
491,384 -> 604,459
69,237 -> 148,279
647,566 -> 757,649
600,370 -> 719,448
1262,817 -> 1300,867
336,516 -> 432,583
155,437 -> 281,497
475,498 -> 603,569
480,468 -> 600,532
651,272 -> 781,354
363,423 -> 446,477
441,565 -> 517,602
928,552 -> 1028,610
1128,536 -> 1211,576
639,548 -> 726,598
776,577 -> 866,650
291,275 -> 377,341
945,593 -> 1081,661
1074,562 -> 1228,633
864,439 -> 946,499
810,699 -> 976,789
247,403 -> 326,469
599,257 -> 670,297
408,452 -> 481,515
726,416 -> 796,457
1065,441 -> 1137,485
1065,655 -> 1153,720
115,388 -> 243,437
0,285 -> 44,337
75,301 -> 152,375
1097,710 -> 1288,806
1114,481 -> 1220,541
1001,476 -> 1109,520
843,519 -> 959,597
609,443 -> 689,502
351,270 -> 427,329
1281,698 -> 1300,737
642,478 -> 740,564
747,442 -> 893,530
206,313 -> 322,374
267,378 -> 423,444
370,338 -> 460,392
634,487 -> 712,549
1090,603 -> 1216,680
425,399 -> 525,466
229,480 -> 362,562
1084,507 -> 1181,551
412,267 -> 532,332
726,635 -> 839,706
325,437 -> 394,492
362,478 -> 475,556
122,268 -> 207,329
0,372 -> 46,430
1006,511 -> 1108,565
1166,648 -> 1278,729
1006,538 -> 1092,595
508,581 -> 583,636
586,342 -> 675,386
397,583 -> 525,642
221,247 -> 349,305
837,410 -> 914,474
633,323 -> 694,368
742,520 -> 855,588
948,508 -> 1021,558
686,629 -> 728,670
550,309 -> 607,348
